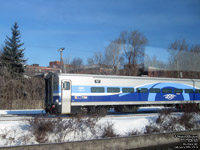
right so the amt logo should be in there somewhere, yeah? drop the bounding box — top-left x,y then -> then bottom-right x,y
163,94 -> 176,100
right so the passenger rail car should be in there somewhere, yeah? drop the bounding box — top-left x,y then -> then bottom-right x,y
45,73 -> 200,114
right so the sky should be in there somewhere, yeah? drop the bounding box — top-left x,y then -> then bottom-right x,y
0,0 -> 200,66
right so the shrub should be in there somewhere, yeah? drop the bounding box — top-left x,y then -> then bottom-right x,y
178,112 -> 194,130
27,114 -> 103,143
144,105 -> 200,134
100,122 -> 118,138
127,130 -> 142,136
27,117 -> 55,143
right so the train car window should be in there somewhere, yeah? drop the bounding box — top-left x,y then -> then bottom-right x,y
174,89 -> 183,93
107,87 -> 120,93
122,88 -> 134,93
63,82 -> 70,90
91,87 -> 105,93
184,89 -> 194,93
137,88 -> 148,93
195,89 -> 200,93
162,88 -> 172,93
149,88 -> 160,93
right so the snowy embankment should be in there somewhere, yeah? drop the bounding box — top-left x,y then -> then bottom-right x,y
0,107 -> 199,147
0,116 -> 152,146
0,107 -> 158,146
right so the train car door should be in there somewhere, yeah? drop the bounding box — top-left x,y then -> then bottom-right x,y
61,80 -> 71,114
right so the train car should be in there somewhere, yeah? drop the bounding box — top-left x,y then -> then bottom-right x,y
45,73 -> 200,114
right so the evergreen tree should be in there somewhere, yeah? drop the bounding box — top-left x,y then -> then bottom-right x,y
1,22 -> 26,77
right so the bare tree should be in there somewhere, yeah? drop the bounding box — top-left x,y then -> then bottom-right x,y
144,55 -> 168,70
168,40 -> 188,65
87,30 -> 148,76
168,40 -> 189,77
64,56 -> 71,65
190,45 -> 200,72
191,44 -> 200,53
70,57 -> 83,72
184,45 -> 200,75
87,51 -> 104,66
168,40 -> 200,78
104,39 -> 124,74
118,30 -> 148,76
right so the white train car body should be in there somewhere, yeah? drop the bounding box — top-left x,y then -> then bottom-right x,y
45,73 -> 200,114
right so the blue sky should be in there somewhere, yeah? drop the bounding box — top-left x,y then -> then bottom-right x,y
0,0 -> 200,66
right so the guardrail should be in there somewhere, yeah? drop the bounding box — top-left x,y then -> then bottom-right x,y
0,130 -> 199,150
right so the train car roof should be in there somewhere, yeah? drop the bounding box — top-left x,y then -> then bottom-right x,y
52,73 -> 200,82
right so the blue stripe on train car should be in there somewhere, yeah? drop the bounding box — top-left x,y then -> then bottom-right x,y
56,82 -> 200,103
71,93 -> 199,102
72,93 -> 148,102
71,82 -> 198,102
71,94 -> 185,102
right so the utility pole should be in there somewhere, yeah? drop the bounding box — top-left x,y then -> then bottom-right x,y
58,48 -> 65,73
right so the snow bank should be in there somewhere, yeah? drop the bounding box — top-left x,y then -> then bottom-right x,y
101,116 -> 151,135
0,115 -> 153,147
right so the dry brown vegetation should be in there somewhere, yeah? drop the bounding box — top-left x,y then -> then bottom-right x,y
0,69 -> 44,109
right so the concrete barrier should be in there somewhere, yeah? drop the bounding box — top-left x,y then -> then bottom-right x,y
0,130 -> 199,150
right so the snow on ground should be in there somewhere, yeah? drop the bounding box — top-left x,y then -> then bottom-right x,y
0,107 -> 199,147
0,116 -> 153,146
0,107 -> 161,147
4,106 -> 198,147
101,116 -> 151,135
